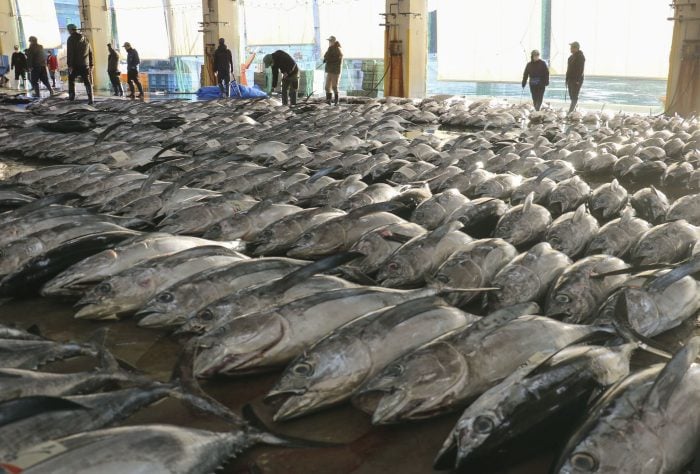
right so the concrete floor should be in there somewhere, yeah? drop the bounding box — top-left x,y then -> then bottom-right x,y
0,297 -> 552,474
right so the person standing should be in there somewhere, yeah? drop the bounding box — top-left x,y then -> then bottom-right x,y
521,49 -> 549,111
10,46 -> 27,90
213,38 -> 234,97
323,35 -> 343,105
263,50 -> 298,106
66,24 -> 94,105
26,36 -> 53,98
123,42 -> 143,99
107,44 -> 123,96
566,41 -> 585,114
46,50 -> 58,88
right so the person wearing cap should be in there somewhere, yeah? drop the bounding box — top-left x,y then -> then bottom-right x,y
46,50 -> 58,88
26,36 -> 54,98
566,41 -> 585,113
263,50 -> 298,106
323,35 -> 343,105
107,44 -> 123,97
10,45 -> 27,90
213,38 -> 234,97
66,23 -> 94,105
123,42 -> 143,99
521,49 -> 549,111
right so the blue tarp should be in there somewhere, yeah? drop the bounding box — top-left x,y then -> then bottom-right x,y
196,83 -> 267,100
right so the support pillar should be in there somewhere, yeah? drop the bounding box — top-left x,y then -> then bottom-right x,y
665,0 -> 700,117
78,0 -> 111,91
383,0 -> 427,99
201,0 -> 241,87
0,0 -> 20,58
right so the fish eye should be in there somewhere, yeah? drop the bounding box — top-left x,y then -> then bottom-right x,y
473,415 -> 495,434
555,294 -> 571,304
385,364 -> 404,378
209,224 -> 221,233
549,236 -> 561,245
96,282 -> 112,294
300,233 -> 313,242
435,274 -> 450,284
157,292 -> 174,303
387,261 -> 400,272
292,362 -> 313,376
570,452 -> 598,472
199,309 -> 214,321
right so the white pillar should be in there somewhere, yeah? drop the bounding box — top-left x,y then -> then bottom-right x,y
201,0 -> 241,86
78,0 -> 111,91
384,0 -> 427,98
665,0 -> 700,117
0,0 -> 20,58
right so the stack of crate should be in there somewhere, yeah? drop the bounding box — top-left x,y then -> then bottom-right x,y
347,59 -> 384,98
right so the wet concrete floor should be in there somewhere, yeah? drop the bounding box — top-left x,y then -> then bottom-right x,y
0,297 -> 551,474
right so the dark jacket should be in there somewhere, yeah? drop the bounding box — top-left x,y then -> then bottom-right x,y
323,44 -> 342,74
26,43 -> 47,69
10,52 -> 27,72
213,45 -> 233,73
126,48 -> 140,70
269,50 -> 297,88
107,49 -> 120,72
566,50 -> 585,84
67,32 -> 93,68
522,59 -> 549,88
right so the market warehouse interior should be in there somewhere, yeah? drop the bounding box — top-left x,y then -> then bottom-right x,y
1,1 -> 700,473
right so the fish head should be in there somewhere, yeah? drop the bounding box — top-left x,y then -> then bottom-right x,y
352,341 -> 468,424
175,301 -> 230,336
631,233 -> 672,266
0,238 -> 43,276
73,274 -> 152,319
377,253 -> 421,288
545,276 -> 598,324
203,214 -> 250,241
287,222 -> 345,259
193,311 -> 287,377
594,288 -> 660,337
349,233 -> 396,274
489,265 -> 541,310
555,418 -> 663,474
135,286 -> 197,328
266,333 -> 371,421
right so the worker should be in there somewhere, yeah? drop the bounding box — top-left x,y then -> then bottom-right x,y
26,36 -> 54,98
10,46 -> 27,90
46,50 -> 58,88
566,41 -> 585,114
521,49 -> 549,111
66,24 -> 94,105
213,38 -> 234,97
323,35 -> 343,105
123,42 -> 143,99
263,50 -> 298,106
107,44 -> 123,97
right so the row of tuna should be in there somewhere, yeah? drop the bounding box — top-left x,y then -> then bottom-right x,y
0,95 -> 700,473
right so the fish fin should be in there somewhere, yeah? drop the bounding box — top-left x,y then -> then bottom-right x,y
11,193 -> 82,216
332,266 -> 378,285
423,220 -> 464,245
170,344 -> 244,425
645,254 -> 700,293
242,404 -> 341,448
0,396 -> 88,428
308,165 -> 340,183
572,204 -> 587,223
522,192 -> 534,212
26,324 -> 42,337
264,251 -> 363,296
347,201 -> 406,219
643,336 -> 700,411
590,263 -> 672,279
609,290 -> 673,360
